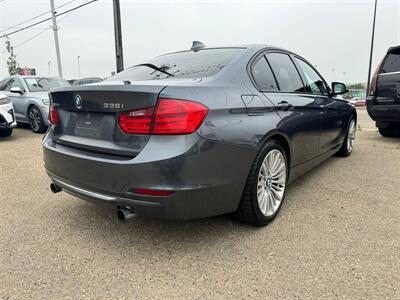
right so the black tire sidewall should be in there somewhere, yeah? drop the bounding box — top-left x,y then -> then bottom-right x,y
0,128 -> 13,137
251,140 -> 288,223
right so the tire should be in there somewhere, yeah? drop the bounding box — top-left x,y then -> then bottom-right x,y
378,126 -> 400,138
337,117 -> 356,157
0,128 -> 13,137
235,139 -> 288,226
28,106 -> 46,133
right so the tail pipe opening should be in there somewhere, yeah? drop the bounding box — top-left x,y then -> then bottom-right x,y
50,183 -> 61,193
117,207 -> 135,221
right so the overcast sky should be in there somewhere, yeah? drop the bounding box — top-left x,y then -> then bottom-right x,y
0,0 -> 399,83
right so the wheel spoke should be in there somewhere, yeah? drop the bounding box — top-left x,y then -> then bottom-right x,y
272,178 -> 285,185
260,163 -> 268,176
271,163 -> 284,177
261,191 -> 268,214
347,120 -> 356,152
270,187 -> 281,201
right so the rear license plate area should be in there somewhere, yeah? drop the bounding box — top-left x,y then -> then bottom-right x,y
74,113 -> 102,138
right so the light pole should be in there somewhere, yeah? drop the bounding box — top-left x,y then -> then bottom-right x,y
48,61 -> 51,76
50,0 -> 63,78
366,0 -> 378,95
113,0 -> 124,73
77,55 -> 81,78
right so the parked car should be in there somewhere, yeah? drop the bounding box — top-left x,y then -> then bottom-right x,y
367,45 -> 400,137
72,77 -> 103,86
354,99 -> 366,106
43,43 -> 356,226
0,93 -> 17,137
0,75 -> 70,133
346,89 -> 366,107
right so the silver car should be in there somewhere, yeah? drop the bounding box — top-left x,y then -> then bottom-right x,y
0,75 -> 70,133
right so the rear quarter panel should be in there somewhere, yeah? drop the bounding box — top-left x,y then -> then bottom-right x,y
159,83 -> 288,183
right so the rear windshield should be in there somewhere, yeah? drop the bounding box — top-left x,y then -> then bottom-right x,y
109,48 -> 244,81
24,77 -> 70,92
381,53 -> 400,73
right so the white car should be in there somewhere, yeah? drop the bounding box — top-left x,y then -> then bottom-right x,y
0,93 -> 17,137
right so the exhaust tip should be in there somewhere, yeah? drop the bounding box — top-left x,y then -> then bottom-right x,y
117,207 -> 135,221
50,183 -> 61,193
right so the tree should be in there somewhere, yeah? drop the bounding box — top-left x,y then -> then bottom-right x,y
6,40 -> 18,76
346,82 -> 367,90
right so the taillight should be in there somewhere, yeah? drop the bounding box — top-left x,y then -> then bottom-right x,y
369,58 -> 384,96
118,99 -> 208,135
119,107 -> 154,134
152,99 -> 208,134
49,105 -> 59,125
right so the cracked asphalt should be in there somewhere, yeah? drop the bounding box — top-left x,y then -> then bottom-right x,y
0,109 -> 399,299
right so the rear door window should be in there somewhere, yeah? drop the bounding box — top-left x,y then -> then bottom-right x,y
252,56 -> 278,91
381,53 -> 400,73
295,57 -> 329,95
266,53 -> 305,93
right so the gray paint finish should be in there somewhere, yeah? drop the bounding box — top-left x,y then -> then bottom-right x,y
43,45 -> 356,220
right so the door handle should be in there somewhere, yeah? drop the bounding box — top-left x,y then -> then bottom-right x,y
277,101 -> 293,111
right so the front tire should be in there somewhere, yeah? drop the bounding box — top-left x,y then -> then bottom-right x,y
337,117 -> 356,157
236,139 -> 288,226
28,106 -> 46,133
0,128 -> 13,137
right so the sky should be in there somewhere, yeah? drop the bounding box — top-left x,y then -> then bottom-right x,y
0,0 -> 399,84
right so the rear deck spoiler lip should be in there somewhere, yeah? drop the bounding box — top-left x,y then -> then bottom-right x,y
48,83 -> 168,94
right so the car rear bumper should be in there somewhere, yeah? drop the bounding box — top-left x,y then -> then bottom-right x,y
366,99 -> 400,125
43,131 -> 256,220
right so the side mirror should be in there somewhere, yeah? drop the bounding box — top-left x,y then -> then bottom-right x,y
332,82 -> 347,95
10,87 -> 23,95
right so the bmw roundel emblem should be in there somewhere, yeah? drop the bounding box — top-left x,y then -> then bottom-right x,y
74,94 -> 82,109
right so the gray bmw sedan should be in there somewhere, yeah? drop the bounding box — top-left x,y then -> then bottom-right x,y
43,43 -> 356,226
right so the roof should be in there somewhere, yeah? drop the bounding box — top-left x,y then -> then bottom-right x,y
156,44 -> 290,58
11,75 -> 62,79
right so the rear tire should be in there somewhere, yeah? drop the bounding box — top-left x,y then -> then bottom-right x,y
235,139 -> 288,226
28,106 -> 46,133
0,128 -> 12,137
378,126 -> 400,138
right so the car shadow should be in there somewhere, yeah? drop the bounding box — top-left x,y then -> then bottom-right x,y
55,154 -> 342,259
16,122 -> 31,130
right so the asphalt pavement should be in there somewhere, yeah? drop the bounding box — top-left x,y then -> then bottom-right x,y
0,108 -> 399,299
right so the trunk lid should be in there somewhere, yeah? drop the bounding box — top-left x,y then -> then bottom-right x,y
50,83 -> 166,157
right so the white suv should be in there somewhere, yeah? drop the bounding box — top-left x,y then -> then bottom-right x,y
0,93 -> 17,137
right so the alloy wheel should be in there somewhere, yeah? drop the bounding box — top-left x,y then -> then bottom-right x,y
257,149 -> 287,217
29,107 -> 41,132
347,119 -> 356,153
